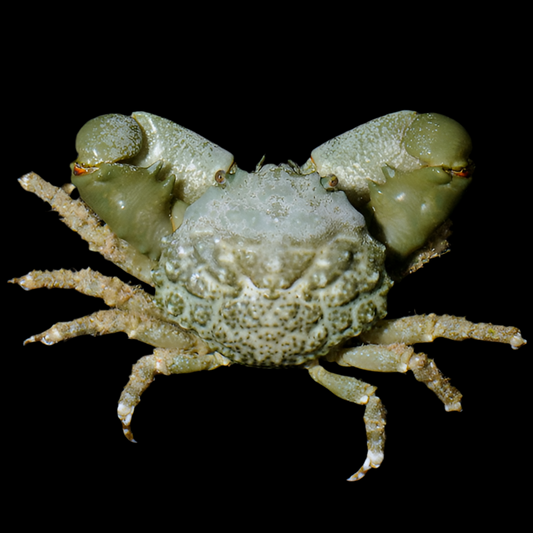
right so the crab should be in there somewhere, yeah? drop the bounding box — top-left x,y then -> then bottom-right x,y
10,111 -> 526,481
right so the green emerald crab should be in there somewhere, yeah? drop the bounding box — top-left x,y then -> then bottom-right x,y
11,111 -> 526,480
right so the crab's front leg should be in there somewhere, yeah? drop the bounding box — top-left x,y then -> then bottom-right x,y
307,361 -> 386,481
118,348 -> 231,442
17,173 -> 157,285
10,268 -> 203,350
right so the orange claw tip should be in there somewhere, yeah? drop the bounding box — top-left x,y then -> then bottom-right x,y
73,163 -> 87,176
451,169 -> 470,177
72,163 -> 96,176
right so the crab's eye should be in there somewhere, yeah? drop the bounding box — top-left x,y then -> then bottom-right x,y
320,176 -> 338,191
75,114 -> 143,166
215,169 -> 227,186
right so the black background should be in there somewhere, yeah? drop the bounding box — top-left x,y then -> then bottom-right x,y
5,23 -> 529,522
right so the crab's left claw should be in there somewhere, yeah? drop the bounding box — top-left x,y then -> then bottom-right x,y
304,111 -> 473,258
71,112 -> 235,260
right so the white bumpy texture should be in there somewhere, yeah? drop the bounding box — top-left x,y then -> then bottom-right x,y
309,110 -> 421,204
153,164 -> 391,366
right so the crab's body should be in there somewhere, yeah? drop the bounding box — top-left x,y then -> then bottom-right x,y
11,111 -> 525,481
154,163 -> 391,367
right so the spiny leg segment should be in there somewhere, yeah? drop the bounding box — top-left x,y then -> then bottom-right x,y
349,313 -> 527,411
360,313 -> 526,350
17,172 -> 156,284
11,267 -> 231,442
10,268 -> 206,352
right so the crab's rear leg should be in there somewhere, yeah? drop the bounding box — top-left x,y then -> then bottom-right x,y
332,344 -> 463,412
118,348 -> 231,442
343,314 -> 526,411
313,340 -> 466,481
307,362 -> 386,481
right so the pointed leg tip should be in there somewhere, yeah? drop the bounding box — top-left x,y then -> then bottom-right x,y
511,333 -> 526,350
23,336 -> 36,345
118,403 -> 137,442
122,427 -> 137,443
445,401 -> 462,412
9,275 -> 34,290
18,174 -> 31,187
24,333 -> 56,346
347,471 -> 366,482
347,455 -> 382,481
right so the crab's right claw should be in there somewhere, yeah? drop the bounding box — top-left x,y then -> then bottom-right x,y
305,111 -> 473,258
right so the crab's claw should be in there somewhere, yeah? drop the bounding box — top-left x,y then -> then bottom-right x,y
71,112 -> 235,260
304,111 -> 473,258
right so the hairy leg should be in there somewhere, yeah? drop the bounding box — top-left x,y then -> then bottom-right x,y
11,268 -> 139,308
17,172 -> 156,284
360,313 -> 525,349
11,268 -> 206,351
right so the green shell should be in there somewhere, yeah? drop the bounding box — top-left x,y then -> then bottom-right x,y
307,111 -> 473,257
368,113 -> 472,257
75,114 -> 143,166
403,113 -> 472,169
72,112 -> 234,260
367,165 -> 471,257
72,162 -> 174,260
